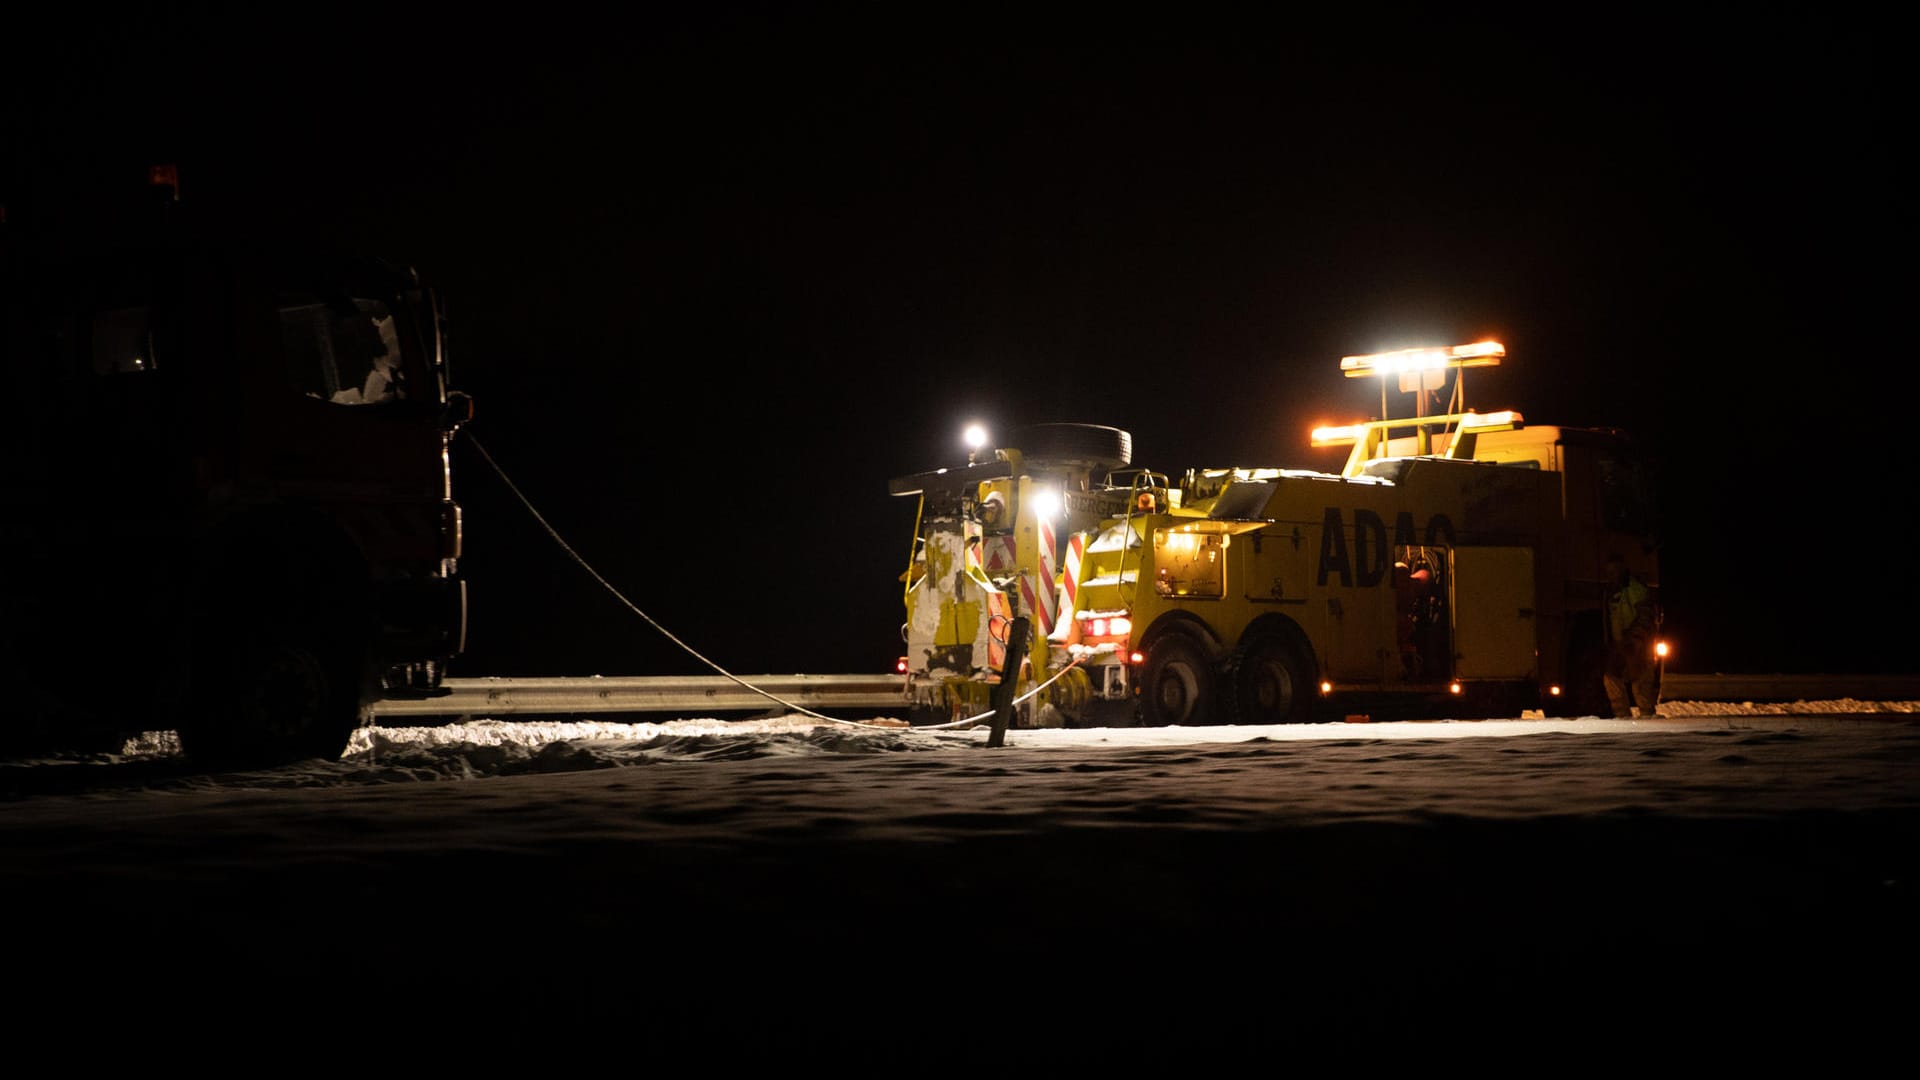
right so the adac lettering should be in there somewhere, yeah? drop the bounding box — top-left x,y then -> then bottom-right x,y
1316,508 -> 1456,587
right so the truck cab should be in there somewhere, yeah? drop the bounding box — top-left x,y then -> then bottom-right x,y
1,177 -> 470,764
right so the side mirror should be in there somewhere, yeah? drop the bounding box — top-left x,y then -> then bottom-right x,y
443,390 -> 474,431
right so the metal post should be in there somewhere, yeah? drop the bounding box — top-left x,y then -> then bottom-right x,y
985,616 -> 1031,748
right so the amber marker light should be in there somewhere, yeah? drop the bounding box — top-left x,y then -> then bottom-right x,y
1458,410 -> 1522,428
1311,423 -> 1367,447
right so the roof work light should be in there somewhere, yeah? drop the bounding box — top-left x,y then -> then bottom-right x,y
1315,341 -> 1519,470
1342,341 -> 1504,398
1340,341 -> 1506,379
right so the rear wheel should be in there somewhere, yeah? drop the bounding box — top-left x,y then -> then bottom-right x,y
1140,629 -> 1218,726
1227,634 -> 1315,725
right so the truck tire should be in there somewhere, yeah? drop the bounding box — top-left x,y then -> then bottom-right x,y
1006,423 -> 1132,472
1139,626 -> 1218,726
177,528 -> 373,769
1226,633 -> 1315,725
178,626 -> 365,768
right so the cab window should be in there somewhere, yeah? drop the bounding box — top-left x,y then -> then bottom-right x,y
1152,530 -> 1225,598
1597,454 -> 1657,535
279,297 -> 407,405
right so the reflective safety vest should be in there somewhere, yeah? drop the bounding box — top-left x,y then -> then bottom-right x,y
1607,576 -> 1654,644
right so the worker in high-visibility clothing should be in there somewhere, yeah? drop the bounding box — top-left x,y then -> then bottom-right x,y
1601,552 -> 1660,718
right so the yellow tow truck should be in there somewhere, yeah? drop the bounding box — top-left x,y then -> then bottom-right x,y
890,342 -> 1663,727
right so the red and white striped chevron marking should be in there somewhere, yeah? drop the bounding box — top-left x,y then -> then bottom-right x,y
1049,530 -> 1085,641
983,535 -> 1018,574
1021,520 -> 1058,638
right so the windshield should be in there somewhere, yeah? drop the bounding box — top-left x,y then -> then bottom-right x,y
1597,453 -> 1657,537
279,297 -> 408,405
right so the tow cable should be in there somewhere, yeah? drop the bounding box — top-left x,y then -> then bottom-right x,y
461,433 -> 884,727
464,431 -> 1068,732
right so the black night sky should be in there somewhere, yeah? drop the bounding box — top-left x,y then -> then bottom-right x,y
4,7 -> 1907,681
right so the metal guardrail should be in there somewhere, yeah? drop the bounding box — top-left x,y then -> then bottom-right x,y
370,672 -> 1920,723
370,674 -> 908,720
1661,673 -> 1920,703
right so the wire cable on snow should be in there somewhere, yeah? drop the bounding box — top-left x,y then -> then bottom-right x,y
462,433 -> 882,729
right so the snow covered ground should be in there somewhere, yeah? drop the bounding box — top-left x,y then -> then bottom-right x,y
10,695 -> 1917,792
4,697 -> 1915,1062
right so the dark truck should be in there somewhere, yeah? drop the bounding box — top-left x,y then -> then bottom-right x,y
0,178 -> 470,766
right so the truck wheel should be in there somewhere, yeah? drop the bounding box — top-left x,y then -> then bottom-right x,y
1006,423 -> 1132,472
1140,629 -> 1216,726
179,629 -> 364,768
1227,634 -> 1314,725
